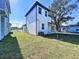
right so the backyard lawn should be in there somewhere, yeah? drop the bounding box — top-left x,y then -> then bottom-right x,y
0,32 -> 79,59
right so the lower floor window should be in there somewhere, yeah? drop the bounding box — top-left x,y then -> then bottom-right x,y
42,23 -> 44,30
76,29 -> 79,31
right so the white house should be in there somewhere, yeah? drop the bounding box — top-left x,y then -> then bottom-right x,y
0,0 -> 11,40
25,1 -> 53,35
22,24 -> 27,32
62,24 -> 79,33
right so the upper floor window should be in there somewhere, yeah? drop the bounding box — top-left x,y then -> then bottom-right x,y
39,7 -> 42,14
45,11 -> 47,17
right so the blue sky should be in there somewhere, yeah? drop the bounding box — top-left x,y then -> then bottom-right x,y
10,0 -> 52,27
10,0 -> 79,27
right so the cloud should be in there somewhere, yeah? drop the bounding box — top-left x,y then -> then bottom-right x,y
10,19 -> 24,27
33,0 -> 40,2
10,0 -> 19,4
10,22 -> 23,27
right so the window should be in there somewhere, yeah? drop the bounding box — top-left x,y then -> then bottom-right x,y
45,11 -> 47,17
39,7 -> 42,14
42,23 -> 44,30
76,29 -> 79,31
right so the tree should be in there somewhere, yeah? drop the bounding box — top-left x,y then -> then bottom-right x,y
49,0 -> 78,32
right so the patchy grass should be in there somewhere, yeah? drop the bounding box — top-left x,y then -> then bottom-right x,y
0,32 -> 79,59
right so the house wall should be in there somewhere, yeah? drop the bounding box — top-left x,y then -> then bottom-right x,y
5,0 -> 10,35
62,26 -> 79,33
4,17 -> 9,36
26,7 -> 37,35
37,5 -> 52,34
23,26 -> 27,32
61,27 -> 68,32
1,16 -> 5,39
0,0 -> 10,40
67,26 -> 79,33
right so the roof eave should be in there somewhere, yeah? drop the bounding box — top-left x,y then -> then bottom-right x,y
25,1 -> 50,17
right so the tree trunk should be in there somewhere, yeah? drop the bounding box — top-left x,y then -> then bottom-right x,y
52,18 -> 61,32
55,22 -> 61,32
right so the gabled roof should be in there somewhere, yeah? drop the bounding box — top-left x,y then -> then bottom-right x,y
25,1 -> 50,16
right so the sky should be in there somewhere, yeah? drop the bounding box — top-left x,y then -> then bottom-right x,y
9,0 -> 52,27
9,0 -> 79,27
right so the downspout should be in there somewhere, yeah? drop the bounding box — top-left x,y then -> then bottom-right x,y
0,15 -> 1,40
26,17 -> 27,32
36,5 -> 38,35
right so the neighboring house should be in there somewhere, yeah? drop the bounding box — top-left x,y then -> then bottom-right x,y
18,27 -> 23,32
0,0 -> 11,40
62,24 -> 79,33
22,24 -> 27,32
11,27 -> 18,32
25,1 -> 53,35
11,27 -> 23,32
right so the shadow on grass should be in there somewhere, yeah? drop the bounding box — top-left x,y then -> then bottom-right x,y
0,32 -> 23,59
44,33 -> 79,45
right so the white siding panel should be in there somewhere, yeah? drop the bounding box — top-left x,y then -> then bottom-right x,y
23,26 -> 26,32
37,5 -> 51,34
4,17 -> 9,36
1,16 -> 5,39
26,7 -> 36,35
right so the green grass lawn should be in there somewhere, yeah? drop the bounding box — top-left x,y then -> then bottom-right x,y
0,32 -> 79,59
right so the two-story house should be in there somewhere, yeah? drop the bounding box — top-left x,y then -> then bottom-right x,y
0,0 -> 11,40
25,1 -> 53,35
